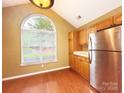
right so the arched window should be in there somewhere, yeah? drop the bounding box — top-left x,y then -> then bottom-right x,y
21,14 -> 57,65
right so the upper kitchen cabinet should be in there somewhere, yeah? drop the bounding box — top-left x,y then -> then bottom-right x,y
114,13 -> 122,25
96,13 -> 122,31
68,31 -> 80,54
96,17 -> 114,31
87,25 -> 97,38
79,30 -> 87,45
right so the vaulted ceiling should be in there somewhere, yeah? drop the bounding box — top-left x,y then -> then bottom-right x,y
3,0 -> 121,28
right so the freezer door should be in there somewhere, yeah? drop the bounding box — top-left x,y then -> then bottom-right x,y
89,26 -> 121,51
90,51 -> 121,93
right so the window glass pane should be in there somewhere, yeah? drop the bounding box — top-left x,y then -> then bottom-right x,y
23,15 -> 54,31
21,14 -> 57,65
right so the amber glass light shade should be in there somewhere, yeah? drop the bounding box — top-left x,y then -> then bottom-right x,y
30,0 -> 54,9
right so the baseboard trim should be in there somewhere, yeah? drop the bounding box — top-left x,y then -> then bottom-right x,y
2,66 -> 70,81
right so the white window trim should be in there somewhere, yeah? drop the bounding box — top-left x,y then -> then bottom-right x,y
20,14 -> 57,66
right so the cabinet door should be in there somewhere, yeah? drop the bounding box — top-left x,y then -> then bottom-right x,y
69,54 -> 74,68
73,56 -> 80,73
83,59 -> 90,81
80,57 -> 90,81
68,32 -> 74,54
68,31 -> 73,40
87,25 -> 97,33
114,13 -> 122,25
68,38 -> 73,54
68,31 -> 80,54
96,17 -> 114,31
77,58 -> 81,73
79,30 -> 87,45
80,57 -> 85,75
87,25 -> 97,49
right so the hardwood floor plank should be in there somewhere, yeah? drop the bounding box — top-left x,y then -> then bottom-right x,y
2,68 -> 98,93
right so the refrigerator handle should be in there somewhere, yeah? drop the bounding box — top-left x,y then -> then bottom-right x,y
89,37 -> 92,64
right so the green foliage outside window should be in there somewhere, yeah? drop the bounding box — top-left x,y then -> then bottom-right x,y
27,17 -> 54,31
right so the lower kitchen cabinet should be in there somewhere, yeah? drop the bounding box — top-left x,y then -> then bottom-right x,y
79,57 -> 90,81
69,54 -> 75,69
70,55 -> 90,81
74,56 -> 81,73
80,58 -> 90,81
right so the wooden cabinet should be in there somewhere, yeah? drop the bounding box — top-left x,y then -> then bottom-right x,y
96,14 -> 122,31
69,54 -> 75,69
79,57 -> 90,81
96,17 -> 114,31
68,31 -> 80,54
70,55 -> 80,72
87,25 -> 97,38
79,30 -> 87,45
74,56 -> 81,73
70,55 -> 90,81
82,58 -> 90,81
68,30 -> 90,81
114,13 -> 122,25
68,31 -> 81,68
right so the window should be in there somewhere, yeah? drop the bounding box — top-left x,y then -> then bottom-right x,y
21,14 -> 57,65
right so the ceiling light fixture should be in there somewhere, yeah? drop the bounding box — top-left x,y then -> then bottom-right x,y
30,0 -> 54,9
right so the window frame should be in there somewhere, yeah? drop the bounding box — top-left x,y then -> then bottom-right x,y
20,14 -> 57,66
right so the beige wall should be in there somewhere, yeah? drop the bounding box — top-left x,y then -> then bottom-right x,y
2,3 -> 75,78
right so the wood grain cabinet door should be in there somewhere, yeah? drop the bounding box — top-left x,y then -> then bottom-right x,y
68,32 -> 74,54
87,25 -> 97,39
114,13 -> 122,25
80,57 -> 90,81
96,17 -> 114,31
83,59 -> 90,81
69,54 -> 75,69
79,30 -> 87,45
74,56 -> 79,72
68,38 -> 74,54
80,57 -> 85,75
68,31 -> 80,54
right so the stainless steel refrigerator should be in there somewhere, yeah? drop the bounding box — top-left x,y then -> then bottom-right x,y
89,25 -> 122,93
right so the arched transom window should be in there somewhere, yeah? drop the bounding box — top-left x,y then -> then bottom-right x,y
21,14 -> 57,65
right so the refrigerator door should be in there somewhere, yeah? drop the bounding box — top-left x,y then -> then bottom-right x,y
89,26 -> 121,51
90,51 -> 121,93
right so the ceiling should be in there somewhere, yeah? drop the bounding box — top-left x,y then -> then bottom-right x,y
3,0 -> 121,28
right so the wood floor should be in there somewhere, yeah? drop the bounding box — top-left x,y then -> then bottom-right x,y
3,68 -> 98,93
